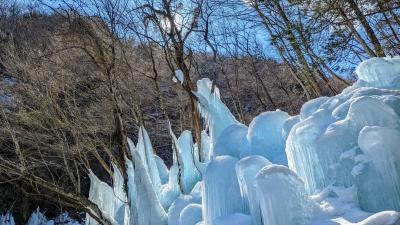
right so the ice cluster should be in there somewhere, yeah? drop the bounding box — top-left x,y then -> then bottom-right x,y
1,210 -> 81,225
6,57 -> 397,225
78,56 -> 400,225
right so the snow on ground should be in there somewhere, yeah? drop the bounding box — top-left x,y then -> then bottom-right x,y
3,56 -> 400,225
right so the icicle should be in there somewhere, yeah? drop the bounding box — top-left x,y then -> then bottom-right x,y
177,130 -> 201,194
135,126 -> 162,194
128,149 -> 168,225
195,78 -> 238,150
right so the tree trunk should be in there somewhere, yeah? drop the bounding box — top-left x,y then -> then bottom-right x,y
338,7 -> 378,57
347,0 -> 386,57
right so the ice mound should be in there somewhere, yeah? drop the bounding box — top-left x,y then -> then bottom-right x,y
203,156 -> 245,225
256,165 -> 314,225
247,110 -> 289,164
356,57 -> 400,88
236,156 -> 271,225
179,204 -> 203,225
168,195 -> 200,225
356,126 -> 400,212
286,90 -> 400,194
213,124 -> 249,158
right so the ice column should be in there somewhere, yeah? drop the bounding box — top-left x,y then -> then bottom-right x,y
203,156 -> 245,225
256,165 -> 313,225
236,156 -> 271,225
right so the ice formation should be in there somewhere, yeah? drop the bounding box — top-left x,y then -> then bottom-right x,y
173,70 -> 184,84
86,171 -> 116,225
155,155 -> 170,185
0,212 -> 15,225
285,57 -> 400,215
1,211 -> 82,225
213,213 -> 251,225
129,149 -> 167,225
136,126 -> 162,194
179,204 -> 202,225
168,195 -> 200,225
355,57 -> 400,88
195,78 -> 238,148
202,156 -> 245,225
247,110 -> 290,164
177,130 -> 201,193
213,123 -> 249,158
256,165 -> 314,225
27,209 -> 54,225
235,156 -> 271,225
17,56 -> 398,225
357,126 -> 400,212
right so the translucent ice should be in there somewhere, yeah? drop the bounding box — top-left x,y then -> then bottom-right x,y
356,211 -> 400,225
256,165 -> 314,225
173,70 -> 184,84
155,155 -> 169,185
213,213 -> 251,225
213,124 -> 249,158
286,94 -> 400,193
0,212 -> 15,225
86,171 -> 116,225
112,164 -> 129,225
203,156 -> 245,225
235,156 -> 271,225
129,149 -> 167,225
168,195 -> 200,225
356,126 -> 400,212
27,209 -> 54,225
136,126 -> 162,194
159,161 -> 181,209
247,110 -> 289,164
196,78 -> 238,146
177,130 -> 201,193
179,204 -> 203,225
355,56 -> 400,89
282,115 -> 300,141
